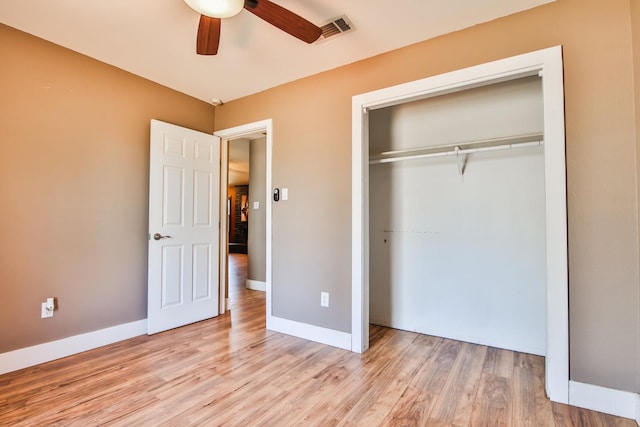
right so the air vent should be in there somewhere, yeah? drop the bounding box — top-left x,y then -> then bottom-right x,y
319,15 -> 354,41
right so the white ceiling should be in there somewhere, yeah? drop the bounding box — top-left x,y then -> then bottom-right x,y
0,0 -> 553,104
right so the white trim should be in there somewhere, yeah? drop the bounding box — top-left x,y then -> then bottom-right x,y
215,119 -> 273,324
218,133 -> 230,316
269,316 -> 352,350
365,322 -> 544,357
0,320 -> 147,375
569,381 -> 640,422
352,46 -> 569,403
246,279 -> 266,292
351,95 -> 369,354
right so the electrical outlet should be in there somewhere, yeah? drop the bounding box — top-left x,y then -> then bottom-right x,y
41,297 -> 54,318
321,292 -> 329,308
41,302 -> 53,318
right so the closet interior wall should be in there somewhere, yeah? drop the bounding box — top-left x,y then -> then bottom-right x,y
368,76 -> 547,355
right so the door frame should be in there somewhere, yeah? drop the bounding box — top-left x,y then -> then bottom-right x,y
351,46 -> 569,403
215,119 -> 273,321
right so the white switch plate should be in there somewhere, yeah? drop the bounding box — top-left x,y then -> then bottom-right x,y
282,188 -> 288,201
253,201 -> 259,210
321,292 -> 329,307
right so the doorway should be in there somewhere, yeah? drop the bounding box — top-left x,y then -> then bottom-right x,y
351,47 -> 568,403
227,139 -> 250,259
215,120 -> 273,323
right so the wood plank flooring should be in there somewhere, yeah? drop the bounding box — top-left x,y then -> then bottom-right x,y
0,254 -> 636,426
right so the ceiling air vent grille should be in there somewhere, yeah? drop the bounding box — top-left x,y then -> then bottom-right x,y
319,16 -> 354,41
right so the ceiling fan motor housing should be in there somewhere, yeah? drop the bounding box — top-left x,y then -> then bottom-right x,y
184,0 -> 244,18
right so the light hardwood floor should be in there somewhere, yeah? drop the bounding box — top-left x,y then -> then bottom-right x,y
0,254 -> 636,426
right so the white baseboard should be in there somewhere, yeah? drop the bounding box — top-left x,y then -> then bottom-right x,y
369,318 -> 545,357
569,380 -> 640,423
246,279 -> 266,292
267,315 -> 351,351
0,319 -> 147,375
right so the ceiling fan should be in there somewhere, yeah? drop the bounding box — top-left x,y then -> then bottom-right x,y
183,0 -> 323,55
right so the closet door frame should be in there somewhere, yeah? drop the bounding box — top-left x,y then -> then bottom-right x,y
351,46 -> 568,403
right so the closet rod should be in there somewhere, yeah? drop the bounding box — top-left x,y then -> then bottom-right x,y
369,140 -> 543,165
369,132 -> 544,165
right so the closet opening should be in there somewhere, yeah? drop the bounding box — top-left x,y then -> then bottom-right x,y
368,76 -> 546,356
351,47 -> 568,403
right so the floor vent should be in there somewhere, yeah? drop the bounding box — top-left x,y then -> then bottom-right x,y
319,16 -> 354,41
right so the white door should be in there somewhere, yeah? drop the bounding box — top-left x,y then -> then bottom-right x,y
147,119 -> 220,334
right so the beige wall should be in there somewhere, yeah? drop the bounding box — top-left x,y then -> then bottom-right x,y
631,0 -> 640,395
215,0 -> 640,393
248,137 -> 267,283
0,24 -> 215,352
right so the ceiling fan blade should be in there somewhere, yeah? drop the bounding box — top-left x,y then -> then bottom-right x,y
244,0 -> 322,44
197,15 -> 221,55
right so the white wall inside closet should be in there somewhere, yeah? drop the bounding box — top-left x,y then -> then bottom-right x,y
368,76 -> 546,355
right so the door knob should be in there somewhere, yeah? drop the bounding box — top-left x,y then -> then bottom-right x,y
153,233 -> 172,240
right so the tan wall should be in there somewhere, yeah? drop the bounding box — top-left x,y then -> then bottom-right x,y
248,137 -> 267,283
215,0 -> 640,392
0,24 -> 215,353
631,0 -> 640,394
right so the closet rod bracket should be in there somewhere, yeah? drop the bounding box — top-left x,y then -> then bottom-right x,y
455,146 -> 467,176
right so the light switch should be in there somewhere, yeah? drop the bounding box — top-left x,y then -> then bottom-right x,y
253,201 -> 259,210
282,188 -> 288,201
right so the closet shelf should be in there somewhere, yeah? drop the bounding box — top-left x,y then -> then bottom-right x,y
369,132 -> 544,165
